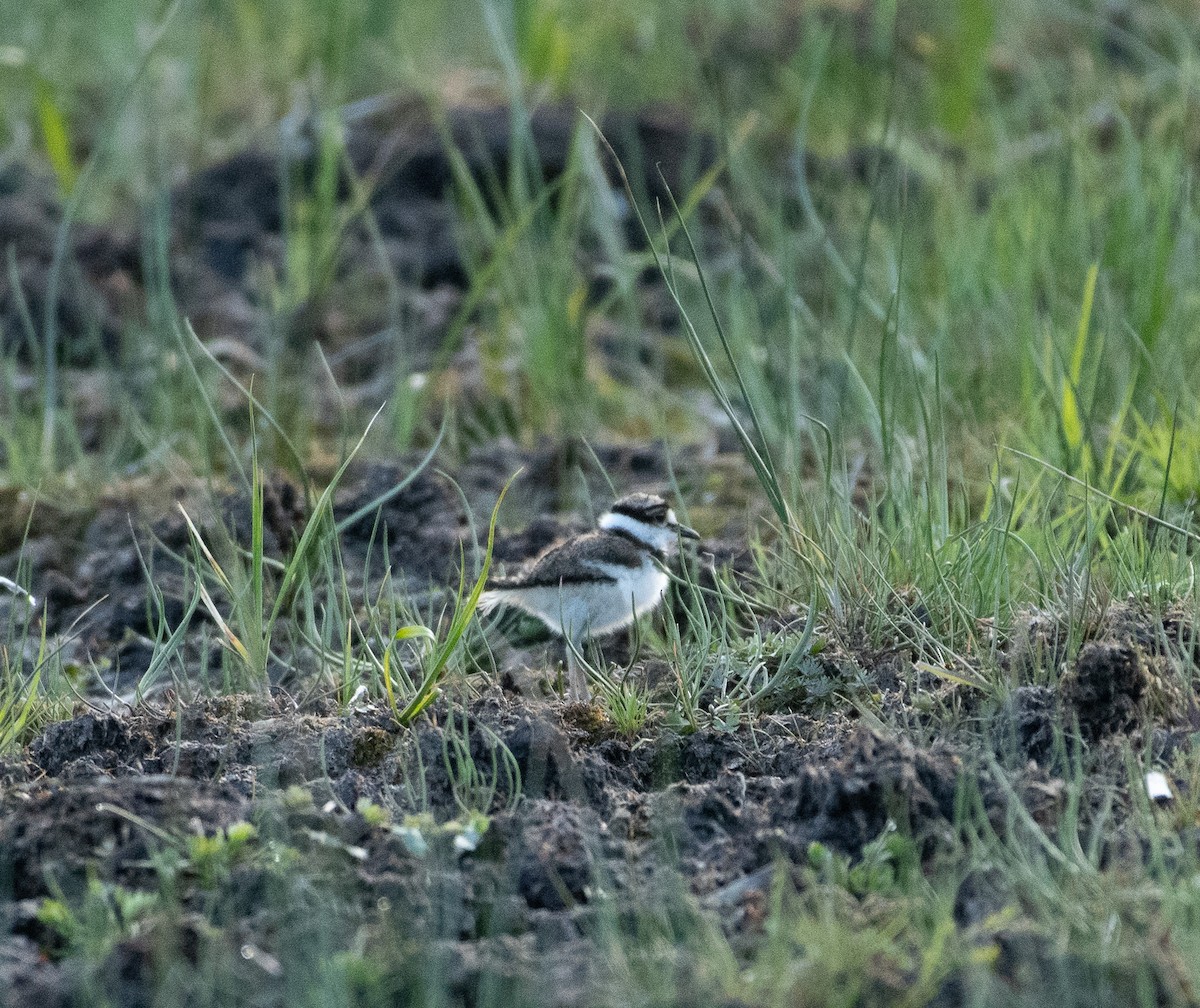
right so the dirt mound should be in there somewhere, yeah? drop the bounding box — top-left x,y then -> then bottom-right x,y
1,100 -> 717,376
3,693 -> 960,920
1001,599 -> 1196,755
1061,640 -> 1150,741
0,167 -> 132,364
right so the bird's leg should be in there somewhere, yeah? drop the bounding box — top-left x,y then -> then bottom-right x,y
564,634 -> 591,704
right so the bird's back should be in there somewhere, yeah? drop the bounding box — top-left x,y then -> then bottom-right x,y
478,530 -> 662,638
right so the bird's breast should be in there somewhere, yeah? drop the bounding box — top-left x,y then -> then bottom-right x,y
579,556 -> 670,635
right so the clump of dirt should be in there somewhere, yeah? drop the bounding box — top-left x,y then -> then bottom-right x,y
993,685 -> 1058,765
514,801 -> 598,911
0,935 -> 64,1008
1002,599 -> 1195,747
27,713 -> 153,778
1061,640 -> 1151,741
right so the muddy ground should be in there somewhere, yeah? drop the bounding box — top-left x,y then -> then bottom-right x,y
2,95 -> 1200,1005
1,656 -> 1195,1007
2,443 -> 1198,1004
0,693 -> 941,1005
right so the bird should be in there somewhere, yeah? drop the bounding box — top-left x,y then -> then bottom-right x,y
478,493 -> 699,703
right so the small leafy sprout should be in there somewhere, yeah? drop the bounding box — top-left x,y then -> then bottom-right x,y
189,822 -> 259,889
806,820 -> 919,898
388,811 -> 492,859
394,815 -> 433,858
2,593 -> 89,752
283,785 -> 314,810
355,798 -> 391,828
448,811 -> 491,854
37,877 -> 159,959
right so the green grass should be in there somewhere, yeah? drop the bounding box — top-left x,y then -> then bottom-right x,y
4,0 -> 1200,1005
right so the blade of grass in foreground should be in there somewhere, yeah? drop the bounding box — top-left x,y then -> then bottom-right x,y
388,470 -> 518,727
176,403 -> 394,687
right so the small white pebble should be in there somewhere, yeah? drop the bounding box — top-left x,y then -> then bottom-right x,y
1145,771 -> 1172,803
240,945 -> 282,976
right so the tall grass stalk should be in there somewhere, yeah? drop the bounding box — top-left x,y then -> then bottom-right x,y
178,404 -> 386,688
383,471 -> 514,727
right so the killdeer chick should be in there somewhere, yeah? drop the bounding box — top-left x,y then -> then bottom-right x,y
478,493 -> 699,703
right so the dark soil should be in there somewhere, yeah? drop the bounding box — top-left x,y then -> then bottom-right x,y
3,95 -> 1200,1006
2,469 -> 1198,1005
0,687 -> 960,1005
0,98 -> 719,381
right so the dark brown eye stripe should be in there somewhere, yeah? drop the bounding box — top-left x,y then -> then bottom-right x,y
611,493 -> 669,523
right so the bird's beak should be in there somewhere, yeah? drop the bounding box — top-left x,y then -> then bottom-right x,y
674,522 -> 700,541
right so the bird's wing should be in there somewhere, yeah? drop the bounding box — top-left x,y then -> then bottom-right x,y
487,532 -> 643,589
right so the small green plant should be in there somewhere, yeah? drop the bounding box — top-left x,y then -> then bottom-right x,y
388,810 -> 494,859
0,583 -> 48,752
378,473 -> 515,727
187,821 -> 259,889
594,672 -> 651,737
441,702 -> 521,816
38,875 -> 160,962
355,797 -> 391,827
1,570 -> 87,751
806,820 -> 920,899
177,407 -> 388,689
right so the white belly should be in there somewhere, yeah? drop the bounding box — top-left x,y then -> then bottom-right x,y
483,558 -> 669,641
582,557 -> 670,636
